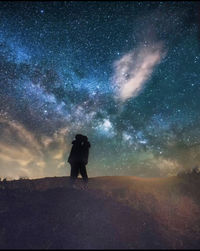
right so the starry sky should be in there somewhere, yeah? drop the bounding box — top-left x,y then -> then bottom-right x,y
0,1 -> 200,179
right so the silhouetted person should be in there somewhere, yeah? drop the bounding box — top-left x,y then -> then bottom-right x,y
80,135 -> 90,181
68,134 -> 90,182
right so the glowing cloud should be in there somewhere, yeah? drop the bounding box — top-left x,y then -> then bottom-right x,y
113,42 -> 165,101
0,117 -> 71,179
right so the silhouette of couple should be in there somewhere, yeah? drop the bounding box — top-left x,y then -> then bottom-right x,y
68,134 -> 90,182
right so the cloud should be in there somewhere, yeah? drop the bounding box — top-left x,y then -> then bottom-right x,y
113,42 -> 165,101
0,117 -> 72,179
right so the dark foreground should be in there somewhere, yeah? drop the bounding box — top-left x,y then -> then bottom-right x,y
0,175 -> 200,249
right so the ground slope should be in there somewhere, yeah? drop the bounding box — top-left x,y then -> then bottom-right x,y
0,175 -> 200,249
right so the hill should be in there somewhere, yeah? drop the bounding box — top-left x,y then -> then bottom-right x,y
0,175 -> 200,249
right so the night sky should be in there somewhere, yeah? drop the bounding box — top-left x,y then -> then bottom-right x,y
0,1 -> 200,179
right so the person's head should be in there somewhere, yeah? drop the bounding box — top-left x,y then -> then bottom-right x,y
82,135 -> 88,142
75,134 -> 83,141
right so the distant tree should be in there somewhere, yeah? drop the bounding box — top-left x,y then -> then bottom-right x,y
191,165 -> 200,174
19,176 -> 29,180
177,165 -> 200,178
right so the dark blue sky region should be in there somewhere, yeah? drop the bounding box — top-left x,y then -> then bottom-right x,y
0,1 -> 200,179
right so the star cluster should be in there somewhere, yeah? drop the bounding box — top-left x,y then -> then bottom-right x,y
0,1 -> 200,179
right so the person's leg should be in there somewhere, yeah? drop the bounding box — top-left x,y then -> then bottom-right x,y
76,163 -> 80,178
70,163 -> 81,188
70,163 -> 79,180
80,163 -> 88,182
70,164 -> 75,178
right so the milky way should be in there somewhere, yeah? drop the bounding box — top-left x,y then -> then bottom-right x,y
0,1 -> 200,179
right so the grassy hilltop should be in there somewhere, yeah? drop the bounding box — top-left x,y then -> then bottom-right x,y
0,175 -> 200,249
